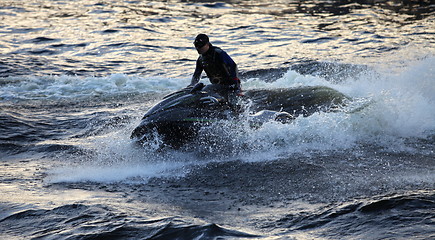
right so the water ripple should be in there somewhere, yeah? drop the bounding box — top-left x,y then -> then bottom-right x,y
0,0 -> 432,77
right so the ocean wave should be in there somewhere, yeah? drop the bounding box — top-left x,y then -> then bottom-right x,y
0,203 -> 258,240
0,74 -> 188,101
273,191 -> 435,239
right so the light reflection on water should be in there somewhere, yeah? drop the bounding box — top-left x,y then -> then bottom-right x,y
0,0 -> 433,77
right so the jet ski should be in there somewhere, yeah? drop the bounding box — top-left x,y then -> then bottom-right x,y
131,83 -> 350,148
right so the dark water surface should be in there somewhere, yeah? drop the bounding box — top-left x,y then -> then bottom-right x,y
1,0 -> 434,239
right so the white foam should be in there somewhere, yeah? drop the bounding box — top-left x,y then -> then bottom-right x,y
243,69 -> 332,90
46,126 -> 195,183
338,57 -> 435,138
0,74 -> 190,101
0,68 -> 331,101
45,57 -> 435,183
236,57 -> 435,158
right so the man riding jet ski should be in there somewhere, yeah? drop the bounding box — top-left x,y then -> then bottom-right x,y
190,34 -> 242,99
131,34 -> 252,148
130,34 -> 350,148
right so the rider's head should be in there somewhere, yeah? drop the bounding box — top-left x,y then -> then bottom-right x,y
194,34 -> 210,54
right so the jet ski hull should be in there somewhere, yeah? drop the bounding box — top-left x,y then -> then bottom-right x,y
131,84 -> 350,148
131,120 -> 206,148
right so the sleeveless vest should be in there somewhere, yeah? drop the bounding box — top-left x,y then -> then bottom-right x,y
198,47 -> 232,85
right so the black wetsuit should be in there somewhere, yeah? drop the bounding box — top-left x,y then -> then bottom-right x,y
191,45 -> 241,92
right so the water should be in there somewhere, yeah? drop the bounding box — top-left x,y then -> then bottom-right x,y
1,0 -> 434,239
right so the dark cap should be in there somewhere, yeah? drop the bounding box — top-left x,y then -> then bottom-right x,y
194,34 -> 209,48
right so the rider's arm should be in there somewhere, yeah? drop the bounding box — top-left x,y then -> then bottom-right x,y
219,50 -> 241,93
219,50 -> 238,81
190,58 -> 203,86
